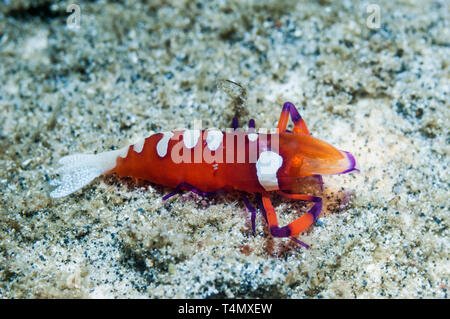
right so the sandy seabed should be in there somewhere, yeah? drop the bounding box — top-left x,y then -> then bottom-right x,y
0,0 -> 448,298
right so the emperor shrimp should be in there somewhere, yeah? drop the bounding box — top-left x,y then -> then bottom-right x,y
50,102 -> 359,248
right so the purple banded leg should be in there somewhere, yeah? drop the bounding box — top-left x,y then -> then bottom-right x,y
277,102 -> 310,135
162,182 -> 216,201
242,196 -> 257,235
277,191 -> 323,222
286,102 -> 310,135
259,194 -> 313,249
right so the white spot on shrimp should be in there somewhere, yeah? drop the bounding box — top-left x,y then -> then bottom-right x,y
248,133 -> 258,142
157,132 -> 174,157
117,146 -> 129,158
183,129 -> 200,149
133,138 -> 146,153
206,129 -> 223,151
255,151 -> 283,191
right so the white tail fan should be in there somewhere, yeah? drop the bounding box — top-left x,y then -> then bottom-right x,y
49,147 -> 129,198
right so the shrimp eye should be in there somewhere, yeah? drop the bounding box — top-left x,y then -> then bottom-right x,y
291,156 -> 303,167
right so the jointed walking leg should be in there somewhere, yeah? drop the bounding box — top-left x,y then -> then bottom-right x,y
276,102 -> 311,135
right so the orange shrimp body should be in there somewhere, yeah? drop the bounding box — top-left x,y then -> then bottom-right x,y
51,102 -> 358,248
113,130 -> 265,193
112,131 -> 352,194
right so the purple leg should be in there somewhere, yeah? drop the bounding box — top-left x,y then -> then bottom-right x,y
242,196 -> 257,235
232,117 -> 239,130
233,118 -> 255,131
290,237 -> 310,249
256,194 -> 268,222
162,187 -> 182,201
162,182 -> 216,201
248,119 -> 255,130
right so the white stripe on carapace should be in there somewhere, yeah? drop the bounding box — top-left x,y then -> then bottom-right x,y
206,129 -> 223,151
183,129 -> 200,149
157,132 -> 174,157
255,151 -> 283,191
248,133 -> 258,142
